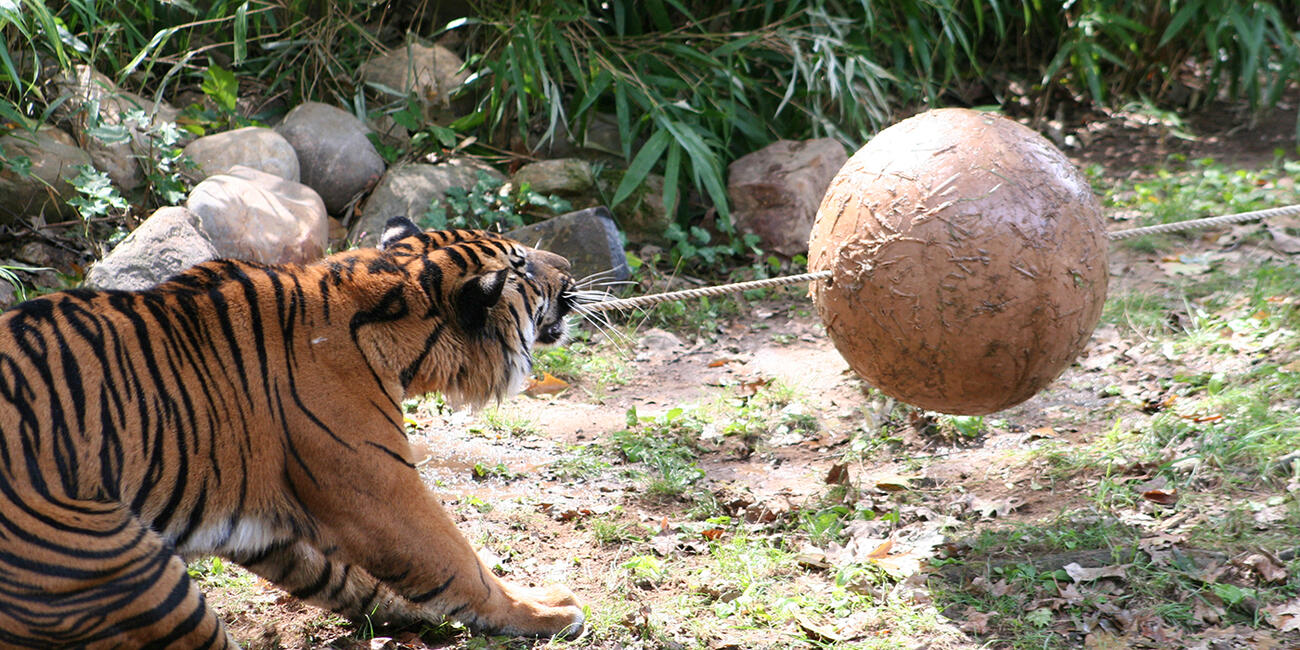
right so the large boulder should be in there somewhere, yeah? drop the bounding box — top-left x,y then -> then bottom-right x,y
186,165 -> 328,264
353,160 -> 503,245
358,42 -> 470,122
83,207 -> 220,290
54,65 -> 183,192
506,207 -> 629,284
183,126 -> 300,181
727,138 -> 847,257
274,102 -> 385,214
0,126 -> 94,225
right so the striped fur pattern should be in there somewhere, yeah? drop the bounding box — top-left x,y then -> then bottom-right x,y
0,217 -> 584,648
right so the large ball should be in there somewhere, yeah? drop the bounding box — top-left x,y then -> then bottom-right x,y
809,109 -> 1108,415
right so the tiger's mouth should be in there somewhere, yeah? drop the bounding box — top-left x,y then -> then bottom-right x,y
536,283 -> 575,345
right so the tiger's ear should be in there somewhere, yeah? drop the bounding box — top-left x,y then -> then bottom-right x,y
455,268 -> 509,333
379,216 -> 421,250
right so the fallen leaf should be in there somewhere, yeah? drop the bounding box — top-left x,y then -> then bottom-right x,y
959,607 -> 996,635
1265,597 -> 1300,631
1281,359 -> 1300,373
700,527 -> 725,541
1267,226 -> 1300,254
796,544 -> 829,569
797,615 -> 847,642
738,377 -> 772,396
524,372 -> 570,396
865,539 -> 894,559
1141,488 -> 1179,505
825,462 -> 850,486
1063,562 -> 1128,583
873,475 -> 914,492
1240,552 -> 1288,584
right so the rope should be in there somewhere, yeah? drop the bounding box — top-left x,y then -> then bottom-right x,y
1103,204 -> 1300,239
580,204 -> 1299,313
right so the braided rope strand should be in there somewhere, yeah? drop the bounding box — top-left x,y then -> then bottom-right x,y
580,204 -> 1298,313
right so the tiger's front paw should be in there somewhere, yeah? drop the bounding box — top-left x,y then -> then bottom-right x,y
495,581 -> 585,639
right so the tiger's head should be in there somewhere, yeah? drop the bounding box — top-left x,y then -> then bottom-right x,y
350,217 -> 577,406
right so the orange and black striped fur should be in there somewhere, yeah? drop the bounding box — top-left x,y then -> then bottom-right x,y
0,217 -> 585,648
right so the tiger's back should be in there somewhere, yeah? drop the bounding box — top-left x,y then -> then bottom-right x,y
0,219 -> 585,648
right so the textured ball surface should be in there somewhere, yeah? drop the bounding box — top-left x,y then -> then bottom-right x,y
808,109 -> 1108,415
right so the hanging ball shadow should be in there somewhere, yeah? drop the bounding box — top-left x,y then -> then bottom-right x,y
808,109 -> 1108,415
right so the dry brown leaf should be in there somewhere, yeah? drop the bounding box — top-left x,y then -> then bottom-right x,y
1265,597 -> 1300,632
825,462 -> 850,486
523,372 -> 570,396
738,377 -> 772,396
959,607 -> 995,635
700,527 -> 725,541
1141,488 -> 1179,505
1063,562 -> 1128,582
1241,552 -> 1288,584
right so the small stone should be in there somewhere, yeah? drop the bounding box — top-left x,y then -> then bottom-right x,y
83,207 -> 220,290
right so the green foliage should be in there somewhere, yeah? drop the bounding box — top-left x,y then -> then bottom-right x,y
66,164 -> 127,224
423,170 -> 571,232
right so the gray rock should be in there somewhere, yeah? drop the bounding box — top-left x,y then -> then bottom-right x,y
186,165 -> 328,264
0,126 -> 94,225
183,126 -> 300,181
83,207 -> 220,290
506,207 -> 629,285
353,160 -> 503,245
358,42 -> 470,122
727,138 -> 847,257
512,158 -> 595,196
275,102 -> 385,214
54,65 -> 183,192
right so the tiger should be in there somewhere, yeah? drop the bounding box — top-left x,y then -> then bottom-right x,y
0,216 -> 586,648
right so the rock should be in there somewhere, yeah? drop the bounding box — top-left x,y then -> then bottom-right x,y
183,126 -> 300,181
16,241 -> 76,270
54,65 -> 184,192
83,207 -> 220,290
727,138 -> 847,257
512,158 -> 595,196
0,126 -> 94,224
601,170 -> 671,244
275,102 -> 385,214
353,160 -> 503,245
505,207 -> 629,284
186,165 -> 328,264
358,42 -> 470,122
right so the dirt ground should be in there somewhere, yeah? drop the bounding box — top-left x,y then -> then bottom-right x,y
201,100 -> 1300,649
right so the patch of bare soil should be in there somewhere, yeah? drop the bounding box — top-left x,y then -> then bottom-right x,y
203,104 -> 1300,649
